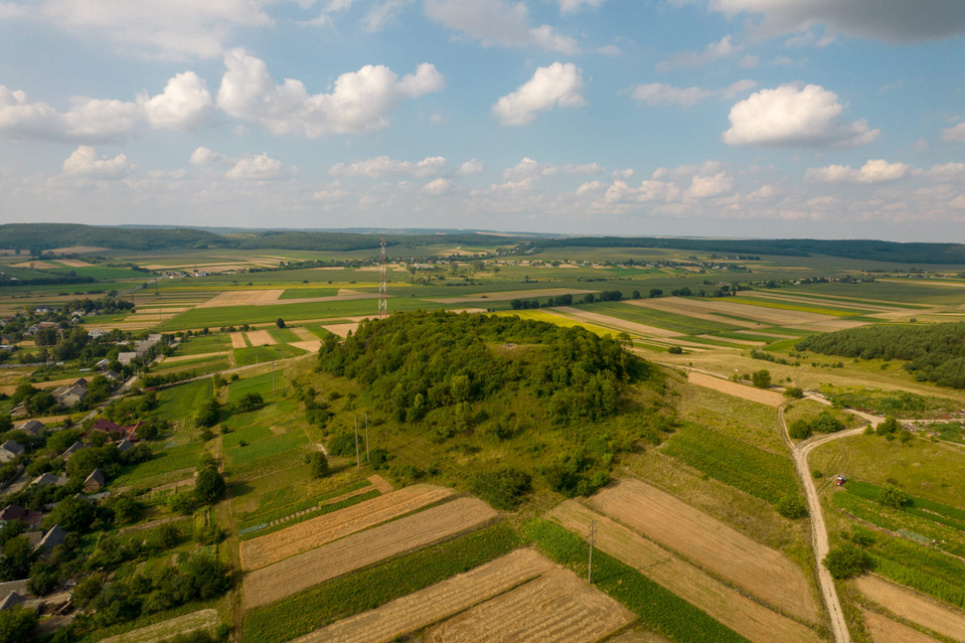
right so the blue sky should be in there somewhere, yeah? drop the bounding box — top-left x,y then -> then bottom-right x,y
1,0 -> 964,241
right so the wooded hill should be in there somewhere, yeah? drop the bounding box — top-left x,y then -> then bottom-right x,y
797,322 -> 965,389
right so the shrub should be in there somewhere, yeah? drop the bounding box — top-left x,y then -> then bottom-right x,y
788,419 -> 812,440
879,485 -> 910,510
810,410 -> 844,434
776,495 -> 808,519
469,467 -> 532,510
668,346 -> 684,355
824,544 -> 874,579
367,447 -> 389,470
327,433 -> 356,457
751,369 -> 771,389
195,467 -> 226,505
308,452 -> 328,478
784,386 -> 804,399
876,416 -> 900,435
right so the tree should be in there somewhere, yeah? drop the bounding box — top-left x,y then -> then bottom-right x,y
823,544 -> 874,579
751,369 -> 771,389
71,576 -> 103,609
43,496 -> 96,533
776,495 -> 808,519
0,414 -> 11,433
308,452 -> 328,478
470,467 -> 531,510
0,605 -> 39,643
876,416 -> 900,435
195,466 -> 226,505
0,536 -> 34,581
631,290 -> 641,299
788,419 -> 812,440
649,288 -> 663,298
784,386 -> 804,399
810,411 -> 844,434
195,397 -> 220,428
275,318 -> 286,329
879,486 -> 910,510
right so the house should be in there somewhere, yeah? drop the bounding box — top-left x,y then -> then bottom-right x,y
116,439 -> 134,453
0,592 -> 24,611
52,382 -> 87,408
90,419 -> 125,439
34,525 -> 66,555
31,473 -> 67,487
95,358 -> 110,370
60,442 -> 87,460
83,469 -> 105,493
0,505 -> 44,529
88,329 -> 107,339
117,352 -> 137,366
103,369 -> 121,382
0,334 -> 15,345
0,441 -> 25,463
14,419 -> 45,437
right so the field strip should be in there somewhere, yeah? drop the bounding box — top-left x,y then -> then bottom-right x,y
245,330 -> 277,346
548,500 -> 822,643
273,292 -> 381,305
424,565 -> 635,643
291,327 -> 316,340
630,296 -> 833,326
368,474 -> 394,493
879,278 -> 965,288
291,548 -> 555,643
291,340 -> 321,352
553,306 -> 681,337
240,484 -> 455,570
243,496 -> 498,609
860,608 -> 940,643
624,298 -> 763,329
429,288 -> 596,304
787,319 -> 872,331
741,291 -> 897,313
197,289 -> 284,308
163,352 -> 223,363
259,484 -> 384,530
230,333 -> 248,349
697,334 -> 763,346
323,322 -> 361,338
687,372 -> 785,406
733,330 -> 799,339
855,575 -> 965,641
588,478 -> 819,623
98,609 -> 219,643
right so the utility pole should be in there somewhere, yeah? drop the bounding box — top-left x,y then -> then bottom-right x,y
365,412 -> 370,463
588,520 -> 595,584
354,416 -> 360,468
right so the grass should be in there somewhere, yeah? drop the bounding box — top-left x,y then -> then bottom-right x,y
238,479 -> 372,532
662,422 -> 799,505
279,288 -> 339,299
929,421 -> 965,444
239,489 -> 380,540
151,379 -> 213,422
679,385 -> 787,454
233,343 -> 306,366
113,441 -> 203,487
844,480 -> 965,530
241,522 -> 519,643
582,301 -> 741,335
523,519 -> 747,643
818,386 -> 960,419
227,372 -> 277,402
302,324 -> 337,338
267,327 -> 301,343
227,431 -> 309,468
152,355 -> 224,373
176,333 -> 231,356
868,535 -> 965,609
222,424 -> 273,448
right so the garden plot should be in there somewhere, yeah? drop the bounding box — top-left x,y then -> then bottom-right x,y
291,548 -> 554,643
241,483 -> 454,570
860,609 -> 940,643
554,306 -> 681,338
424,566 -> 634,643
245,330 -> 277,346
855,575 -> 965,641
589,478 -> 818,623
243,497 -> 497,609
291,327 -> 317,341
687,372 -> 785,406
548,500 -> 822,643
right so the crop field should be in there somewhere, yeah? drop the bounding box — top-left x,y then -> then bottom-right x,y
227,431 -> 308,468
855,575 -> 965,641
844,481 -> 965,531
859,608 -> 941,643
678,385 -> 787,453
280,288 -> 339,299
242,496 -> 498,609
97,609 -> 220,643
113,441 -> 202,488
588,478 -> 818,622
492,309 -> 616,336
268,327 -> 301,343
245,329 -> 277,346
593,301 -> 742,335
548,500 -> 822,643
661,422 -> 799,505
150,379 -> 213,422
233,343 -> 307,366
686,372 -> 785,406
240,483 -> 456,570
425,565 -> 635,643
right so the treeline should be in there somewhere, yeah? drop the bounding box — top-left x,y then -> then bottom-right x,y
796,322 -> 965,389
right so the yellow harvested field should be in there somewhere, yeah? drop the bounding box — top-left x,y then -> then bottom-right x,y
130,307 -> 190,314
292,549 -> 555,643
196,289 -> 284,308
698,334 -> 764,346
367,474 -> 393,493
789,319 -> 871,332
742,291 -> 903,313
425,566 -> 634,643
245,330 -> 276,346
555,306 -> 681,337
324,322 -> 360,338
855,575 -> 965,641
11,260 -> 59,269
279,292 -> 380,305
548,500 -> 823,643
241,484 -> 454,570
291,340 -> 321,352
589,478 -> 818,623
860,609 -> 940,643
291,327 -> 316,341
688,372 -> 785,406
230,333 -> 247,349
430,288 -> 596,304
629,296 -> 834,326
98,609 -> 219,643
243,496 -> 497,609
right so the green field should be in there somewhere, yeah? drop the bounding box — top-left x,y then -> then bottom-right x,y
227,431 -> 309,468
113,441 -> 203,488
581,301 -> 742,335
234,343 -> 307,366
279,288 -> 339,299
175,333 -> 232,355
268,327 -> 301,343
150,379 -> 213,422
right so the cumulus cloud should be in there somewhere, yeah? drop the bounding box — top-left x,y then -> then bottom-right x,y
942,123 -> 965,143
424,0 -> 579,53
362,0 -> 415,32
0,86 -> 140,143
62,145 -> 134,177
657,35 -> 739,71
329,155 -> 447,177
492,62 -> 585,126
722,83 -> 879,147
225,153 -> 286,180
612,168 -> 635,179
502,157 -> 559,181
189,147 -> 234,165
605,179 -> 680,204
927,162 -> 965,180
707,0 -> 965,43
216,49 -> 444,137
457,159 -> 484,175
805,159 -> 915,184
687,172 -> 735,198
138,71 -> 213,131
575,180 -> 605,195
563,162 -> 606,174
422,177 -> 452,195
557,0 -> 605,14
631,79 -> 755,108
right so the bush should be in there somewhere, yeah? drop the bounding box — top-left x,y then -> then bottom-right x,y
668,346 -> 684,355
195,397 -> 220,428
810,410 -> 844,434
367,447 -> 388,470
788,419 -> 812,440
469,467 -> 532,510
784,386 -> 804,399
824,544 -> 874,579
751,369 -> 771,389
876,416 -> 900,435
327,433 -> 356,457
308,452 -> 328,478
0,605 -> 39,643
776,495 -> 808,519
879,485 -> 910,510
275,318 -> 286,329
195,467 -> 226,505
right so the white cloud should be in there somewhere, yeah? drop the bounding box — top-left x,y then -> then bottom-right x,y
226,153 -> 286,180
456,159 -> 484,175
605,179 -> 680,204
62,145 -> 133,177
805,159 -> 915,184
422,177 -> 452,195
0,86 -> 140,143
503,157 -> 558,181
189,147 -> 234,165
927,162 -> 965,180
707,0 -> 965,43
492,62 -> 585,126
138,71 -> 213,131
557,0 -> 605,14
631,79 -> 755,108
0,0 -> 278,59
424,0 -> 579,53
942,122 -> 965,143
739,54 -> 759,68
952,195 -> 965,210
612,169 -> 635,179
575,180 -> 604,195
362,0 -> 415,32
563,162 -> 605,174
657,35 -> 739,71
329,155 -> 447,177
687,172 -> 735,198
216,49 -> 444,137
722,83 -> 879,147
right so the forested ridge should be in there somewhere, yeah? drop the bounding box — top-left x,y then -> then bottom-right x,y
797,322 -> 965,389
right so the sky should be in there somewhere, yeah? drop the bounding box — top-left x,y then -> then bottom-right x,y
1,0 -> 964,241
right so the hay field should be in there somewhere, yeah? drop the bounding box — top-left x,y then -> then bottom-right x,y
589,478 -> 818,622
243,497 -> 497,609
859,608 -> 941,643
291,327 -> 316,341
197,289 -> 284,308
855,576 -> 965,641
424,566 -> 634,643
687,372 -> 785,406
241,484 -> 454,570
291,549 -> 554,643
323,322 -> 361,337
230,333 -> 248,349
625,298 -> 762,329
245,330 -> 277,347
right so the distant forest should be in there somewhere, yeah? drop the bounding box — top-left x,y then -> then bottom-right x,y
797,322 -> 965,389
2,223 -> 965,264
